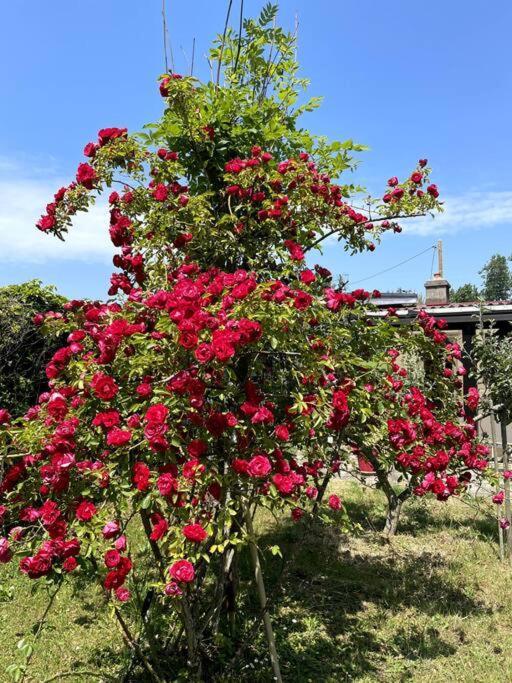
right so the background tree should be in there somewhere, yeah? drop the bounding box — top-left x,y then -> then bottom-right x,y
451,282 -> 480,303
480,254 -> 512,301
0,280 -> 65,415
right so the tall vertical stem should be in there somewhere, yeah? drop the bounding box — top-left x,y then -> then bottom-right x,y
244,503 -> 282,683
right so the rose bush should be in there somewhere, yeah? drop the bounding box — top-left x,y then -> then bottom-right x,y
0,5 -> 488,679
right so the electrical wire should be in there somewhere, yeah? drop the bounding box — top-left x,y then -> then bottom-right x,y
347,245 -> 437,286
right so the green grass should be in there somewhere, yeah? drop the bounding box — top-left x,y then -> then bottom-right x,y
1,482 -> 511,682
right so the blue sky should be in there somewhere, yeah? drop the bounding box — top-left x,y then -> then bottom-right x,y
1,0 -> 511,299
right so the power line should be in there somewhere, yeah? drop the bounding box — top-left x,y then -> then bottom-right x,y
347,245 -> 437,286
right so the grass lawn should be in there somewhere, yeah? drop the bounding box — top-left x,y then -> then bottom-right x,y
1,481 -> 511,682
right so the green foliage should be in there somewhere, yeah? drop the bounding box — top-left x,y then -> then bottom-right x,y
451,282 -> 480,303
480,254 -> 512,301
141,3 -> 366,194
472,316 -> 512,422
0,280 -> 65,414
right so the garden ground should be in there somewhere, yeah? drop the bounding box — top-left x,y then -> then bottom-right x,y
1,481 -> 511,682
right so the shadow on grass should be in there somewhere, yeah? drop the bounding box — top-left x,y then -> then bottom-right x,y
344,487 -> 500,548
77,510 -> 491,683
229,519 -> 489,682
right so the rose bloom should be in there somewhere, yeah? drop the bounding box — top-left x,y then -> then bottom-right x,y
76,162 -> 98,189
182,523 -> 208,543
164,581 -> 183,597
0,537 -> 12,564
107,427 -> 132,447
91,372 -> 119,401
291,508 -> 304,521
247,454 -> 272,478
0,409 -> 11,425
145,403 -> 169,424
104,549 -> 121,568
62,557 -> 78,572
75,500 -> 97,522
493,491 -> 505,505
169,559 -> 195,583
115,586 -> 131,602
328,494 -> 342,511
102,520 -> 121,539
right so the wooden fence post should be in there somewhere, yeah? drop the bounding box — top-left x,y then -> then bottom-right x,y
500,420 -> 512,561
490,416 -> 505,561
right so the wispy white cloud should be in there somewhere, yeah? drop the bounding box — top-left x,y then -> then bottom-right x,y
402,191 -> 512,236
0,172 -> 112,264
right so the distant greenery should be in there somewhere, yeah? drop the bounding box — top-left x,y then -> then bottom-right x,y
0,280 -> 65,414
451,282 -> 480,303
480,254 -> 512,301
450,253 -> 511,302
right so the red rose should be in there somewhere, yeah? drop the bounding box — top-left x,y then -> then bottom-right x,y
91,373 -> 119,401
150,514 -> 169,541
272,474 -> 295,495
169,559 -> 195,583
83,142 -> 98,158
104,549 -> 121,568
136,382 -> 153,398
284,239 -> 305,261
247,455 -> 272,478
107,427 -> 132,447
157,473 -> 177,497
291,508 -> 304,521
0,538 -> 12,564
0,409 -> 11,425
300,269 -> 316,284
159,76 -> 171,96
93,410 -> 121,429
62,557 -> 78,572
328,494 -> 342,510
133,462 -> 151,491
182,523 -> 208,543
145,404 -> 169,424
275,425 -> 290,442
187,439 -> 207,458
76,500 -> 97,522
98,127 -> 127,146
194,343 -> 214,364
410,171 -> 423,184
102,521 -> 120,539
427,184 -> 439,198
115,586 -> 131,602
152,184 -> 169,201
76,163 -> 98,189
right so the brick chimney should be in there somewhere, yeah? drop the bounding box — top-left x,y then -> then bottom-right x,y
424,240 -> 450,305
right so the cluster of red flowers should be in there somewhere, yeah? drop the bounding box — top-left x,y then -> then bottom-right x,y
0,116 -> 486,611
383,159 -> 439,205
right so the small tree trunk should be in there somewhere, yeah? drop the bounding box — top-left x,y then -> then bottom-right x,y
363,452 -> 411,537
383,494 -> 404,537
181,595 -> 202,680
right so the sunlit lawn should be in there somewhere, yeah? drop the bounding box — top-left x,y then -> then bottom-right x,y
1,481 -> 510,682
